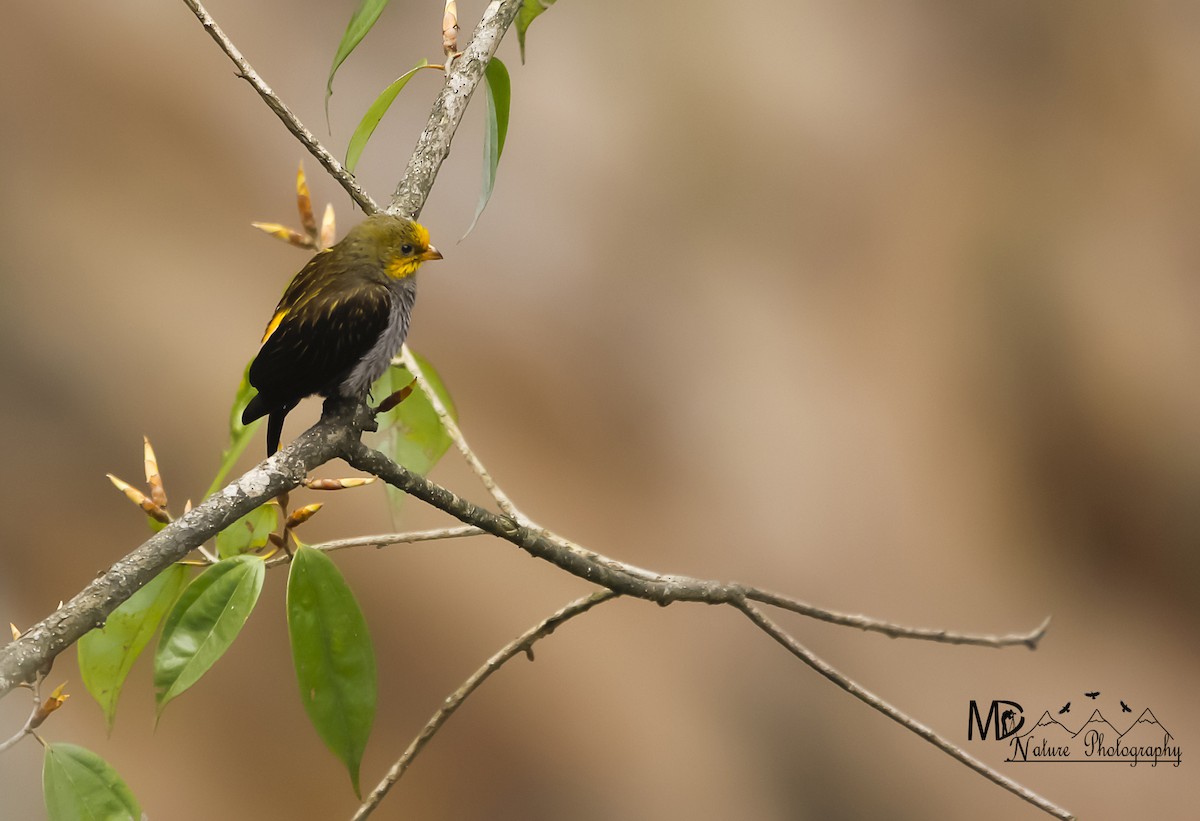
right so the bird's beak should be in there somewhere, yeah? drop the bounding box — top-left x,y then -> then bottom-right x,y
420,245 -> 443,262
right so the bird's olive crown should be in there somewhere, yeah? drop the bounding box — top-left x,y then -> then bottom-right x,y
342,214 -> 437,279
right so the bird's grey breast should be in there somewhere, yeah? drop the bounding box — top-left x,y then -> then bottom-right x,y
339,276 -> 417,397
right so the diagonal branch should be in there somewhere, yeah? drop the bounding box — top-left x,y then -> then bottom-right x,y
396,346 -> 527,520
351,590 -> 618,820
0,399 -> 370,698
303,524 -> 483,555
180,0 -> 379,214
388,0 -> 522,219
746,590 -> 1052,648
342,438 -> 1049,649
735,600 -> 1075,821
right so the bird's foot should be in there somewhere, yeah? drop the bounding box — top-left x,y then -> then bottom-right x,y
321,394 -> 377,434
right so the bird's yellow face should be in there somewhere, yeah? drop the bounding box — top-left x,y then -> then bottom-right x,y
384,221 -> 443,279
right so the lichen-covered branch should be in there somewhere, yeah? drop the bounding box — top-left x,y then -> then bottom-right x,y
0,400 -> 370,698
388,0 -> 522,218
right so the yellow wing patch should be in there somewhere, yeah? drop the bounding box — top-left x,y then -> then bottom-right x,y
261,308 -> 289,343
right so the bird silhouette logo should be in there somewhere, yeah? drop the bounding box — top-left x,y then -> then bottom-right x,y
973,691 -> 1183,766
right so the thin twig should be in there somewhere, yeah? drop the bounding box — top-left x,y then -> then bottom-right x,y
179,0 -> 379,214
0,682 -> 40,754
747,589 -> 1053,648
396,347 -> 527,521
266,525 -> 482,565
734,600 -> 1074,821
352,590 -> 618,820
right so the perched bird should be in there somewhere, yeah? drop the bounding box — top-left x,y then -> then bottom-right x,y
242,214 -> 442,454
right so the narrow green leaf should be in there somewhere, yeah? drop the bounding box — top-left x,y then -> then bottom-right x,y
516,0 -> 558,63
372,352 -> 457,513
43,743 -> 140,821
345,60 -> 429,173
78,564 -> 189,732
462,57 -> 511,239
205,362 -> 263,499
215,502 -> 279,559
287,546 -> 377,797
154,555 -> 265,717
327,0 -> 393,113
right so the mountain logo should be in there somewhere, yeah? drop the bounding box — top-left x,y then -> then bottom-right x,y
968,694 -> 1181,767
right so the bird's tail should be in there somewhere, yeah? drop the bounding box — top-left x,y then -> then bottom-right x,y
242,393 -> 293,456
242,392 -> 270,426
266,411 -> 287,457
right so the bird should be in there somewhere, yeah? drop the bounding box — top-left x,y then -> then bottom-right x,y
1121,701 -> 1132,713
241,214 -> 442,455
1084,691 -> 1100,699
1058,702 -> 1070,714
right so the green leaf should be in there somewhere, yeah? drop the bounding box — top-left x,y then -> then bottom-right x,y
327,0 -> 393,114
43,743 -> 140,821
287,546 -> 377,797
516,0 -> 558,63
345,60 -> 429,174
206,362 -> 263,499
372,352 -> 457,513
78,565 -> 189,732
462,57 -> 511,239
215,502 -> 279,559
154,555 -> 265,717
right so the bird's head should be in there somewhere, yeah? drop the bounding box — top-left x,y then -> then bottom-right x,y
344,214 -> 443,279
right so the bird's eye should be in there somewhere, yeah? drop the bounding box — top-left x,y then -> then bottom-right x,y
400,244 -> 414,255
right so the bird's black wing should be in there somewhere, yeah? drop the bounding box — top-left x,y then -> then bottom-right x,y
245,254 -> 393,417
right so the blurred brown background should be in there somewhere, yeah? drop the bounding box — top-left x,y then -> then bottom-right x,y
2,1 -> 1198,819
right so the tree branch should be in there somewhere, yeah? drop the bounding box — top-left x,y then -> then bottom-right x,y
272,524 -> 483,564
351,591 -> 618,820
0,682 -> 40,754
180,0 -> 379,214
0,400 -> 370,698
387,0 -> 522,219
396,346 -> 527,521
735,600 -> 1075,821
0,4 -> 1073,818
342,439 -> 1049,649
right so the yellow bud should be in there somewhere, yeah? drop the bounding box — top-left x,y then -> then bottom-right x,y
319,203 -> 336,250
296,163 -> 317,235
106,474 -> 170,524
286,503 -> 323,528
443,0 -> 460,55
143,436 -> 167,508
30,682 -> 70,729
303,477 -> 376,490
251,222 -> 313,249
376,383 -> 416,414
